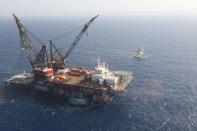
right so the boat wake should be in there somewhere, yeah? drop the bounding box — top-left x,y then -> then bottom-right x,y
128,54 -> 151,60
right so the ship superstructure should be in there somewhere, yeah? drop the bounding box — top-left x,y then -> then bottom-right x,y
91,57 -> 119,90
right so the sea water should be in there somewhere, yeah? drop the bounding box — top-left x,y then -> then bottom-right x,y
0,15 -> 197,131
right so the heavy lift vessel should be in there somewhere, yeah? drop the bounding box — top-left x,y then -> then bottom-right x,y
5,14 -> 133,106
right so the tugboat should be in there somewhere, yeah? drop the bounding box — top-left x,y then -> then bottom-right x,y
135,45 -> 144,59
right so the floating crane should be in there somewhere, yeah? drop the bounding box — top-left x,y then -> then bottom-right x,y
12,14 -> 99,70
7,14 -> 133,107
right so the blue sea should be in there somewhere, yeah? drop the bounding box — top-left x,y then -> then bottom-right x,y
0,15 -> 197,131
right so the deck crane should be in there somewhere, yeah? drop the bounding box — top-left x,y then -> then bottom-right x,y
12,14 -> 61,68
62,15 -> 99,63
27,15 -> 99,69
49,15 -> 99,70
13,14 -> 99,71
12,14 -> 40,67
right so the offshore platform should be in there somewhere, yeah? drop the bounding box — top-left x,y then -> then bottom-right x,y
5,14 -> 133,106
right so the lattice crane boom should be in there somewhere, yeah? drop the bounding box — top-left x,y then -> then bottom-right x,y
63,15 -> 99,61
12,14 -> 38,67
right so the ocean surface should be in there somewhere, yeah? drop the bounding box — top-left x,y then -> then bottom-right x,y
0,15 -> 197,131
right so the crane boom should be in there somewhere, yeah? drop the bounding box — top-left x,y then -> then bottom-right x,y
12,14 -> 38,67
34,44 -> 48,67
63,15 -> 99,61
49,40 -> 63,62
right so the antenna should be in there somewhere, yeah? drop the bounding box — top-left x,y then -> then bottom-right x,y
97,56 -> 100,66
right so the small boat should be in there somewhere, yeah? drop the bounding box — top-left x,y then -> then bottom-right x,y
5,72 -> 34,87
135,45 -> 144,59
